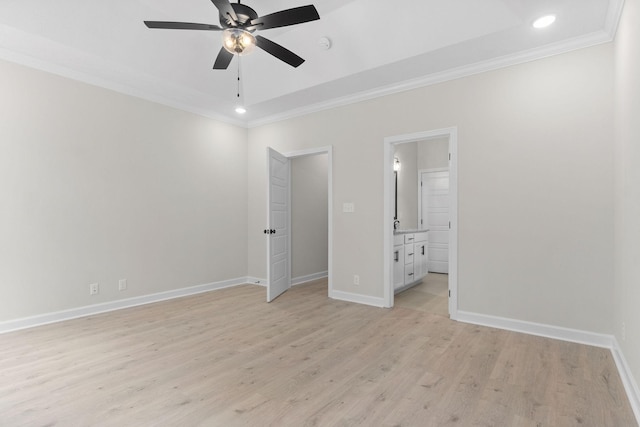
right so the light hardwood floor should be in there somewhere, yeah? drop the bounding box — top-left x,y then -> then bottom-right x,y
395,273 -> 449,317
0,279 -> 636,426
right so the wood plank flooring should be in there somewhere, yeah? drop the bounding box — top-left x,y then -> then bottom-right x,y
395,273 -> 449,317
0,279 -> 636,426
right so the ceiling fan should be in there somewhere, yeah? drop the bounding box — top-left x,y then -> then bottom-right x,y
144,0 -> 320,70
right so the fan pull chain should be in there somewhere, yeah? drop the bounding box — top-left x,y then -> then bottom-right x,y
237,57 -> 241,101
234,57 -> 246,114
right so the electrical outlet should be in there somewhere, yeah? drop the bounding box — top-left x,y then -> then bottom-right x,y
622,322 -> 626,342
353,274 -> 360,285
118,279 -> 127,291
89,283 -> 99,295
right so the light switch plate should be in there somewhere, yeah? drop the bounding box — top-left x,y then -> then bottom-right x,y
343,202 -> 355,213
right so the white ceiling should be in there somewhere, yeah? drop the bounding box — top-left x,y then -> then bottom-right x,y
0,0 -> 622,127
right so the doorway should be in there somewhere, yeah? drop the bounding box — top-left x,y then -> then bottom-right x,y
266,146 -> 333,302
383,128 -> 458,319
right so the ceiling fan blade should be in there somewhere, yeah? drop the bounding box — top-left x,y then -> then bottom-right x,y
144,21 -> 223,31
250,5 -> 319,30
211,0 -> 238,24
256,35 -> 304,68
213,47 -> 234,70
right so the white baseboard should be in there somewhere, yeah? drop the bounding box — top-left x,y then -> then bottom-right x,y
456,310 -> 615,348
0,277 -> 257,334
330,289 -> 385,308
612,338 -> 640,423
247,277 -> 267,287
291,271 -> 328,286
457,310 -> 639,426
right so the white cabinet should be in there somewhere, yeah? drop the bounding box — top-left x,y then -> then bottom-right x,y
393,231 -> 428,292
414,233 -> 428,279
393,243 -> 405,290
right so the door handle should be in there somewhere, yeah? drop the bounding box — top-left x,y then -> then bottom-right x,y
421,246 -> 425,255
394,251 -> 399,262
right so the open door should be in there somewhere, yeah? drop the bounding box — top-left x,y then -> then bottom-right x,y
267,147 -> 291,302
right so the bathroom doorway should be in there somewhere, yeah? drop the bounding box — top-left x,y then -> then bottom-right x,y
383,128 -> 458,320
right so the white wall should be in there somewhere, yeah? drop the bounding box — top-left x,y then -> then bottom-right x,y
417,137 -> 449,170
291,154 -> 328,279
248,43 -> 614,333
0,59 -> 248,322
614,0 -> 640,398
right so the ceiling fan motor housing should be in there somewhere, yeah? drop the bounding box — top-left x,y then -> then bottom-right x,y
221,3 -> 258,30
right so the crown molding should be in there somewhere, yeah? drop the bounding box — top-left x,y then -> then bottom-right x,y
1,0 -> 625,131
0,44 -> 247,129
247,28 -> 616,128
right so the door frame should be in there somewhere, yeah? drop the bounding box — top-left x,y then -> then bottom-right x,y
267,146 -> 334,298
383,128 -> 458,319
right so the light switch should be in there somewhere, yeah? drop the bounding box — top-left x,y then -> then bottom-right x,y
343,202 -> 355,213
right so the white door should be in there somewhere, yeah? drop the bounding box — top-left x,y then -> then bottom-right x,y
420,171 -> 449,273
267,148 -> 291,302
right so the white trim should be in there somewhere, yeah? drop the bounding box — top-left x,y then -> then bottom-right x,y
0,0 -> 623,131
247,277 -> 267,286
291,271 -> 328,286
605,0 -> 626,40
457,309 -> 639,425
612,338 -> 640,423
329,290 -> 385,308
383,128 -> 458,319
0,277 -> 255,334
247,29 -> 618,128
448,128 -> 458,319
456,310 -> 614,348
0,45 -> 247,129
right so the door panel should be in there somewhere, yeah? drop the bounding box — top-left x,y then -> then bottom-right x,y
420,171 -> 449,274
267,148 -> 290,302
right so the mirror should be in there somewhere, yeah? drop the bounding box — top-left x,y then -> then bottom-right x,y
393,138 -> 449,230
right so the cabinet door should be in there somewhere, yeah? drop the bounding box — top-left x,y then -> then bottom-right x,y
414,242 -> 429,280
393,245 -> 405,290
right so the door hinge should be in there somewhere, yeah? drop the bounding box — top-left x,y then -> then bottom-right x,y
449,221 -> 451,229
420,219 -> 423,225
449,153 -> 451,160
449,290 -> 451,297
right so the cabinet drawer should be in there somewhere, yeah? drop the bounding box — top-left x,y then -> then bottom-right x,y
404,234 -> 416,244
404,264 -> 415,283
414,232 -> 428,243
404,243 -> 414,264
393,234 -> 405,246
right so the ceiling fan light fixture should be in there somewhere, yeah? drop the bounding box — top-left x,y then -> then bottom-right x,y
222,28 -> 256,55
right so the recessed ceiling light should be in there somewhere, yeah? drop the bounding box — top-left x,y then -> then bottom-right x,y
533,15 -> 556,29
235,106 -> 247,114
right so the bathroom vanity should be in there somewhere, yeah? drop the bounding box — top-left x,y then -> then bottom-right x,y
393,230 -> 428,293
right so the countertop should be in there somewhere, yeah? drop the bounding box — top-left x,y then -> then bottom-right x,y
393,229 -> 429,235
